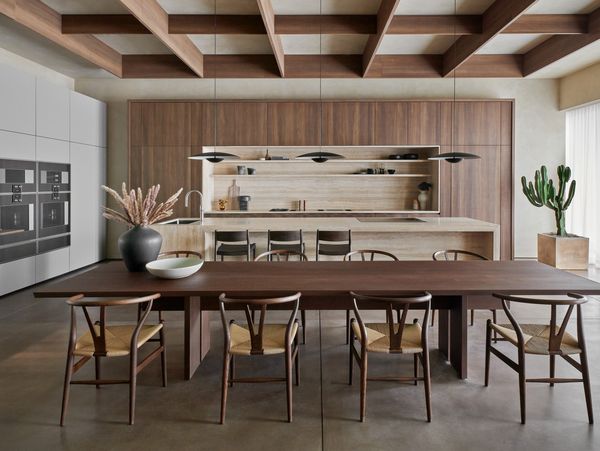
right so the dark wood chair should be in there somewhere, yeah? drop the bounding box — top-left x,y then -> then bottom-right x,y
218,292 -> 301,424
214,230 -> 256,261
159,250 -> 203,259
485,293 -> 593,424
268,230 -> 305,256
60,293 -> 166,426
316,229 -> 351,260
255,250 -> 309,344
432,249 -> 495,328
343,250 -> 399,344
349,291 -> 432,422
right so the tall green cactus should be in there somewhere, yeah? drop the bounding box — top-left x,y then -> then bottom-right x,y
521,165 -> 576,237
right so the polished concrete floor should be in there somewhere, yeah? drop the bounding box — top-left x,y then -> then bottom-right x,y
1,267 -> 600,451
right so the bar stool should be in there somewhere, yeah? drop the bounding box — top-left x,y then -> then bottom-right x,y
485,293 -> 593,424
268,230 -> 305,257
255,249 -> 309,344
214,230 -> 256,261
316,230 -> 351,260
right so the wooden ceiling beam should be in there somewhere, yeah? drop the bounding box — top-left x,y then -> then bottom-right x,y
117,0 -> 204,77
442,0 -> 538,76
0,0 -> 122,77
522,7 -> 600,76
388,15 -> 481,35
256,0 -> 285,77
504,14 -> 587,34
62,14 -> 147,34
169,15 -> 265,34
276,15 -> 376,34
362,0 -> 402,77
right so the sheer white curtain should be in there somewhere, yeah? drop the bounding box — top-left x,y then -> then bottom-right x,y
566,102 -> 600,266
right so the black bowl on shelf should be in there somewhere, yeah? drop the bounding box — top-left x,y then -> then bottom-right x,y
402,153 -> 419,160
388,154 -> 403,160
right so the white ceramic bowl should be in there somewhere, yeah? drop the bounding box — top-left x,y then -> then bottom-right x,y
146,257 -> 204,279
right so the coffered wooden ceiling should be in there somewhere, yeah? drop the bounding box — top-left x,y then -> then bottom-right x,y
1,0 -> 599,79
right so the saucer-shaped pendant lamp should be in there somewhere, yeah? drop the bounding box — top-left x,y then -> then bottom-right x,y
189,152 -> 239,163
296,151 -> 344,163
428,152 -> 480,164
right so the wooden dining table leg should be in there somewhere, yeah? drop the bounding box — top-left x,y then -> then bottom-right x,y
184,296 -> 211,380
438,309 -> 450,361
450,296 -> 468,379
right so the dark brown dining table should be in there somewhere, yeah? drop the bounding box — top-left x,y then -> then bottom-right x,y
35,260 -> 600,380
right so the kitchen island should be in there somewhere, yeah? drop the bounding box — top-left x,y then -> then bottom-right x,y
153,216 -> 500,261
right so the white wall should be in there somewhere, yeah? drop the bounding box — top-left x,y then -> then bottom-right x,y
75,77 -> 565,259
0,48 -> 73,90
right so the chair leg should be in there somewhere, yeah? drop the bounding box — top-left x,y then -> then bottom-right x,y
60,352 -> 74,426
220,352 -> 230,424
485,319 -> 491,387
518,350 -> 526,425
294,337 -> 300,387
345,310 -> 350,344
94,356 -> 101,389
348,327 -> 354,385
413,354 -> 418,386
422,351 -> 432,422
301,310 -> 307,344
549,354 -> 555,388
360,351 -> 368,422
129,351 -> 138,425
492,309 -> 498,343
470,309 -> 475,326
430,309 -> 435,327
285,347 -> 293,423
229,356 -> 235,387
160,328 -> 167,388
580,348 -> 594,424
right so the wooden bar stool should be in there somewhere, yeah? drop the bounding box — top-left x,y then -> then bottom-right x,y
255,250 -> 309,344
485,293 -> 593,424
268,230 -> 305,257
349,291 -> 432,422
343,250 -> 399,344
60,293 -> 166,426
218,292 -> 301,424
214,230 -> 256,261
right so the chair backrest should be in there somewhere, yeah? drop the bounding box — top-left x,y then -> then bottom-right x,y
344,249 -> 398,261
268,230 -> 303,243
65,293 -> 161,356
159,250 -> 203,259
255,250 -> 308,262
350,291 -> 431,352
432,249 -> 489,261
218,292 -> 301,355
215,230 -> 249,243
493,293 -> 587,353
317,230 -> 351,243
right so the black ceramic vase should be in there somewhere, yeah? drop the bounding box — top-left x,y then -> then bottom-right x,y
118,226 -> 162,272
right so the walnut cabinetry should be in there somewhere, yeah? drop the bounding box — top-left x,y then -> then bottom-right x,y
321,101 -> 375,146
267,102 -> 321,146
216,102 -> 267,146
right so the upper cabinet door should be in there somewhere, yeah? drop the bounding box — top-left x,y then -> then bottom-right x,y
70,92 -> 107,147
453,101 -> 502,146
375,102 -> 408,145
135,102 -> 190,147
36,79 -> 69,141
216,102 -> 267,146
322,102 -> 375,146
0,63 -> 35,135
268,102 -> 321,146
190,102 -> 215,147
407,102 -> 440,145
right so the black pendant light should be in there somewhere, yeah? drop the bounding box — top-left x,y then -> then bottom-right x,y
297,1 -> 343,164
429,0 -> 479,165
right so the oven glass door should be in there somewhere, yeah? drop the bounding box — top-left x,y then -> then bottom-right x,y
0,194 -> 36,246
38,193 -> 70,238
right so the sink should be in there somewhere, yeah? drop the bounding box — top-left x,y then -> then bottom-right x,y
160,218 -> 201,225
357,217 -> 425,223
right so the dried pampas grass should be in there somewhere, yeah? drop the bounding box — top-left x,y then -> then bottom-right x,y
101,183 -> 182,227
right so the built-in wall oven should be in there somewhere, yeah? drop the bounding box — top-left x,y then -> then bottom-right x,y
0,159 -> 37,264
37,162 -> 70,253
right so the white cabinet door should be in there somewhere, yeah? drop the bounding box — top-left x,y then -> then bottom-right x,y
70,92 -> 107,147
0,256 -> 36,296
94,147 -> 107,261
36,137 -> 69,164
70,143 -> 95,270
0,63 -> 35,135
36,79 -> 69,141
35,247 -> 70,283
0,130 -> 35,161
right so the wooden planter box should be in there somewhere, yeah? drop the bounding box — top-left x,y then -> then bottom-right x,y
537,233 -> 589,270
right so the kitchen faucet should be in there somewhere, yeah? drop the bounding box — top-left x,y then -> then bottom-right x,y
184,190 -> 204,224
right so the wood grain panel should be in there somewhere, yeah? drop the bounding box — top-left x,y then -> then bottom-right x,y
407,102 -> 440,145
216,102 -> 268,146
267,102 -> 321,146
500,102 -> 513,147
500,146 -> 513,259
129,101 -> 143,146
321,102 -> 375,146
453,101 -> 502,146
190,102 -> 215,147
375,102 -> 408,145
141,102 -> 191,146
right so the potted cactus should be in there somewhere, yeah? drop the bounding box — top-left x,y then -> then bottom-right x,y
521,165 -> 588,270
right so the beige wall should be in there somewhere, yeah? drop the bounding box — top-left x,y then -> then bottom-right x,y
560,62 -> 600,110
75,77 -> 564,259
